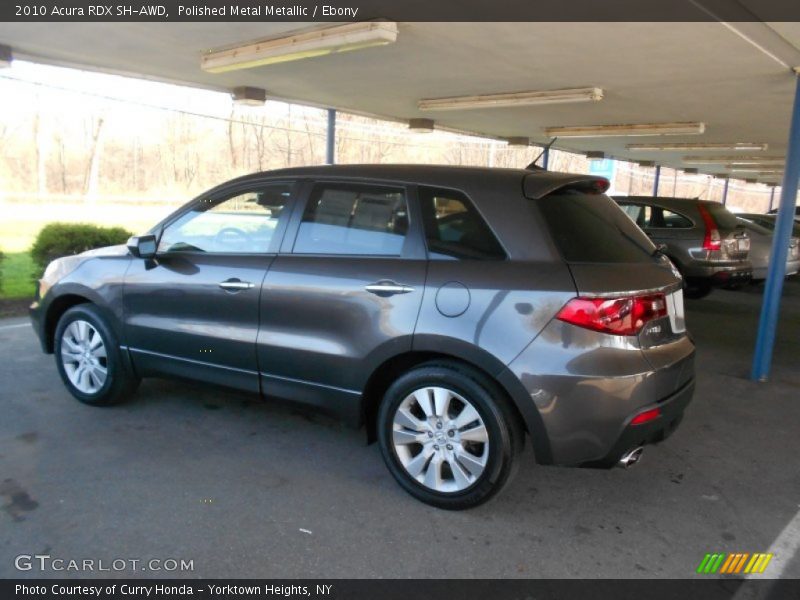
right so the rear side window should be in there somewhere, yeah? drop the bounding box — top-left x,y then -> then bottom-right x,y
419,187 -> 505,260
621,204 -> 693,229
538,192 -> 656,263
704,203 -> 740,229
293,183 -> 409,256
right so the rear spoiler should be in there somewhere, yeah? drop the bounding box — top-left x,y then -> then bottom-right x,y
523,172 -> 610,200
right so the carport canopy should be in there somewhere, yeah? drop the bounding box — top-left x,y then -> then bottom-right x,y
1,14 -> 799,379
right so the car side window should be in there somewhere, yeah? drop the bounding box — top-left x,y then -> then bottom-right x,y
419,187 -> 506,260
293,183 -> 409,256
158,184 -> 292,254
659,209 -> 693,229
620,204 -> 649,228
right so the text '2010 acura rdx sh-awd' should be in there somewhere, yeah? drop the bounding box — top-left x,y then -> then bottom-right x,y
30,165 -> 695,509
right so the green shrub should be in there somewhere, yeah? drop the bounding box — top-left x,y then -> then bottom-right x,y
30,223 -> 132,275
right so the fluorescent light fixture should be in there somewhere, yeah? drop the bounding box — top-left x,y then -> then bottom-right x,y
637,160 -> 656,167
0,44 -> 11,68
506,137 -> 529,147
202,22 -> 399,73
729,167 -> 784,174
232,86 -> 266,106
586,151 -> 605,160
627,142 -> 767,152
418,87 -> 603,112
545,122 -> 705,138
745,178 -> 759,184
683,168 -> 699,174
683,156 -> 785,166
408,118 -> 434,133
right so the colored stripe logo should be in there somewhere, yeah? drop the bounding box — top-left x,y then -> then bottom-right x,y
697,552 -> 773,574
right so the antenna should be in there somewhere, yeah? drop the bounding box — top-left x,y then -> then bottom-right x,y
527,137 -> 557,170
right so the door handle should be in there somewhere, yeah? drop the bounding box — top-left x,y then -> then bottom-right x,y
219,279 -> 254,291
365,281 -> 415,296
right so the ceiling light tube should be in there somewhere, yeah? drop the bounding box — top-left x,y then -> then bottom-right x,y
627,142 -> 767,152
729,167 -> 784,174
683,156 -> 785,165
418,87 -> 603,112
202,22 -> 399,73
545,122 -> 705,138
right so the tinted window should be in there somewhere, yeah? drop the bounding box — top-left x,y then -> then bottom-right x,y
538,192 -> 656,263
419,187 -> 505,260
293,183 -> 408,255
660,209 -> 693,228
158,184 -> 291,254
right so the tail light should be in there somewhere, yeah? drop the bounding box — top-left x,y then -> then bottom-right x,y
556,293 -> 667,336
698,204 -> 722,251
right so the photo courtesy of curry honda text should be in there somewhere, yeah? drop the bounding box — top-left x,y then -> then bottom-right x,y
30,164 -> 695,509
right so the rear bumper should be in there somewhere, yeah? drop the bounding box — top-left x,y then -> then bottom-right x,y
504,319 -> 695,466
683,260 -> 752,286
581,377 -> 695,468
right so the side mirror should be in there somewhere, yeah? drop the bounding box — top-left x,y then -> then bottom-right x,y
127,234 -> 157,259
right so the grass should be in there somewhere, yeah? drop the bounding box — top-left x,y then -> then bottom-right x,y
0,252 -> 36,299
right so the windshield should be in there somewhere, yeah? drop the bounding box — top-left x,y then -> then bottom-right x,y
537,191 -> 657,263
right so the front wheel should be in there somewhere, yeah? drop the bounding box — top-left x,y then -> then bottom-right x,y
54,304 -> 139,406
377,362 -> 522,510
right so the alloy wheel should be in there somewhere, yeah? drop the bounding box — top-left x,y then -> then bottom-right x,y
60,319 -> 108,394
391,386 -> 490,493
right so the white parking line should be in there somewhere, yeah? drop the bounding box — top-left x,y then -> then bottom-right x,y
732,507 -> 800,599
0,323 -> 29,331
758,507 -> 800,579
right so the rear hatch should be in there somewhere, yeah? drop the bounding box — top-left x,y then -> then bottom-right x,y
701,202 -> 749,260
530,184 -> 687,350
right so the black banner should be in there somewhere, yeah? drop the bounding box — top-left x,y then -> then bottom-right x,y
4,0 -> 800,22
3,579 -> 800,600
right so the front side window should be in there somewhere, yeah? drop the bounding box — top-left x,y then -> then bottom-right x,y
419,187 -> 505,260
293,183 -> 409,256
158,184 -> 292,254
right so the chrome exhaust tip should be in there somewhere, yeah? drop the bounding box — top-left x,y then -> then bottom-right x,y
617,446 -> 644,469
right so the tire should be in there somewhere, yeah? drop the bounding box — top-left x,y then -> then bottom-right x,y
377,361 -> 523,510
54,304 -> 139,406
683,283 -> 712,299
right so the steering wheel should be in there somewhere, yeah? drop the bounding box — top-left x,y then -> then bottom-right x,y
214,227 -> 251,249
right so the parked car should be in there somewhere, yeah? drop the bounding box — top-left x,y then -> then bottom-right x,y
735,218 -> 800,281
738,213 -> 800,237
30,165 -> 695,509
614,196 -> 752,299
767,206 -> 800,221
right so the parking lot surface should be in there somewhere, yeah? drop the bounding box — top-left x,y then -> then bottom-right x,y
1,282 -> 799,579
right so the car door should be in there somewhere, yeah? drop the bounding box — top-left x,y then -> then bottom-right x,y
124,181 -> 296,393
257,180 -> 427,425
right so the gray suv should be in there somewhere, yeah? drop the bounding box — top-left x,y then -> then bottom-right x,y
614,196 -> 752,299
30,165 -> 695,509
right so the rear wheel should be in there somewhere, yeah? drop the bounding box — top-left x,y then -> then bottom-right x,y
377,361 -> 522,509
54,304 -> 139,406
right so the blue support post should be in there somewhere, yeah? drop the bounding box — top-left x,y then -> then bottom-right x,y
722,177 -> 730,206
326,108 -> 336,165
653,165 -> 661,196
769,186 -> 776,212
751,75 -> 800,381
542,146 -> 550,170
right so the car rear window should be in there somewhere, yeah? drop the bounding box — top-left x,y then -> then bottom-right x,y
537,191 -> 657,263
704,203 -> 740,229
